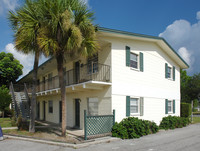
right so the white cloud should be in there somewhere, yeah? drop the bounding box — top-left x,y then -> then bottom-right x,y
4,43 -> 48,78
197,11 -> 200,20
178,47 -> 194,68
0,0 -> 18,15
159,12 -> 200,75
80,0 -> 91,8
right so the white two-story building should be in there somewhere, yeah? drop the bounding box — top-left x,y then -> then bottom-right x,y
17,27 -> 189,129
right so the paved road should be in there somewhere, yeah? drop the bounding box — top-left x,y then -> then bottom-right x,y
1,123 -> 200,151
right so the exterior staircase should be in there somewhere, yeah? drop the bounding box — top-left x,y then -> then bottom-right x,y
10,82 -> 30,119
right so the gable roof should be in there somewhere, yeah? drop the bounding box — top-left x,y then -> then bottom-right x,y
18,27 -> 189,82
97,27 -> 189,69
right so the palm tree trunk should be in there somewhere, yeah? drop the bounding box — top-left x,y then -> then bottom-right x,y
29,50 -> 39,133
56,53 -> 66,136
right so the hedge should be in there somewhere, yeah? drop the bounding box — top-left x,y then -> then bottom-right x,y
181,103 -> 191,117
112,117 -> 159,139
159,116 -> 190,130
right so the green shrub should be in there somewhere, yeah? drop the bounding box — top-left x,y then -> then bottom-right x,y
149,121 -> 159,133
159,116 -> 190,130
112,117 -> 159,139
17,115 -> 29,130
181,103 -> 191,117
112,122 -> 128,139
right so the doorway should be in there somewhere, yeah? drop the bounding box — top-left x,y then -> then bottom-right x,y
75,99 -> 80,128
59,101 -> 62,123
43,101 -> 46,121
37,102 -> 40,119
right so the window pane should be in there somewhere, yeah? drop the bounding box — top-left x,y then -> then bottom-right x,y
88,98 -> 98,116
130,53 -> 138,68
130,106 -> 138,113
167,67 -> 171,78
130,98 -> 139,114
130,99 -> 138,105
130,53 -> 137,61
130,60 -> 138,68
168,101 -> 172,112
49,101 -> 53,113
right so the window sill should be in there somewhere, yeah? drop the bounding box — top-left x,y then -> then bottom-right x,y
166,78 -> 174,81
130,113 -> 140,116
130,67 -> 140,72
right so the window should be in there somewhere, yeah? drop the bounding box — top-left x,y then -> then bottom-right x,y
88,98 -> 98,116
130,98 -> 139,114
165,99 -> 175,114
48,100 -> 53,113
88,54 -> 98,74
130,53 -> 138,69
167,67 -> 172,79
168,100 -> 173,113
126,46 -> 144,71
165,63 -> 175,80
126,96 -> 144,116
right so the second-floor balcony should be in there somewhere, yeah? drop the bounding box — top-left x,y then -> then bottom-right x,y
27,63 -> 111,94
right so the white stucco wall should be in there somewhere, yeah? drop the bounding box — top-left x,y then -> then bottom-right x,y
37,86 -> 111,129
107,37 -> 181,125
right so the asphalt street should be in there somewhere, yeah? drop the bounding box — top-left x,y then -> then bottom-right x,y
1,123 -> 200,151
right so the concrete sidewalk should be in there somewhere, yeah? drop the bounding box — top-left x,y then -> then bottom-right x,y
3,135 -> 120,149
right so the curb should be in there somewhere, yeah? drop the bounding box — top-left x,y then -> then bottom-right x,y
4,135 -> 120,149
2,127 -> 18,130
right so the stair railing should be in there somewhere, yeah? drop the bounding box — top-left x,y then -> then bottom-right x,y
9,82 -> 19,117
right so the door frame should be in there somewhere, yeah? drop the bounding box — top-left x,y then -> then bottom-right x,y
75,99 -> 80,128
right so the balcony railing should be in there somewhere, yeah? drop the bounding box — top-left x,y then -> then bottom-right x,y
24,63 -> 110,93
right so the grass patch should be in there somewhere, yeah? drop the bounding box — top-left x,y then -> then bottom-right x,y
2,128 -> 80,144
192,117 -> 200,124
193,112 -> 200,115
0,118 -> 15,127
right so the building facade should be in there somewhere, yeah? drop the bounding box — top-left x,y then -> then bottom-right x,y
18,27 -> 189,129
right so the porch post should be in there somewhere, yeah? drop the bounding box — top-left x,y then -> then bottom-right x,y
84,110 -> 87,140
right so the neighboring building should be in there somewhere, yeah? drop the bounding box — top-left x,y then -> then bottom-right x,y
16,27 -> 189,129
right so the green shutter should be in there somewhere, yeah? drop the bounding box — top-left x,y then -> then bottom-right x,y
173,100 -> 175,113
126,96 -> 130,117
165,63 -> 168,78
165,99 -> 168,114
126,46 -> 130,66
173,66 -> 175,81
140,97 -> 144,116
139,52 -> 144,72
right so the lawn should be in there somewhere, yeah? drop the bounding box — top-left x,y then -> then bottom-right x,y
192,117 -> 200,124
0,118 -> 15,127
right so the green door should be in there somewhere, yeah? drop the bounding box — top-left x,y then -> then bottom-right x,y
75,99 -> 80,128
59,101 -> 62,123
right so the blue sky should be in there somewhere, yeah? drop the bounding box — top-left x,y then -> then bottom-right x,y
0,0 -> 200,76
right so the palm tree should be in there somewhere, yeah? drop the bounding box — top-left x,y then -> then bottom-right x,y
8,0 -> 42,133
37,0 -> 98,136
